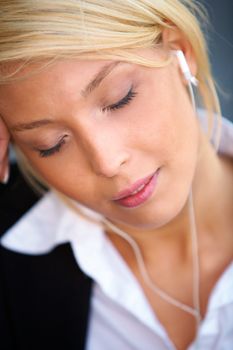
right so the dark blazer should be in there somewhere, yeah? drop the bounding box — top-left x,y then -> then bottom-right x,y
0,165 -> 93,350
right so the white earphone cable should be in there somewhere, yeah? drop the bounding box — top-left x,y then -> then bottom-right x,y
102,77 -> 201,348
102,215 -> 199,317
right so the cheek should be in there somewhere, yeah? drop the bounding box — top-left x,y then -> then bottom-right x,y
134,75 -> 200,206
124,73 -> 179,156
127,97 -> 195,168
16,144 -> 93,199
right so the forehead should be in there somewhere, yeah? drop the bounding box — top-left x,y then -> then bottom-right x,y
0,59 -> 113,86
0,59 -> 121,103
0,59 -> 135,129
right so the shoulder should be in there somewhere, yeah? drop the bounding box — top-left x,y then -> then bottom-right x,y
0,166 -> 77,254
0,166 -> 93,348
198,109 -> 233,157
219,116 -> 233,157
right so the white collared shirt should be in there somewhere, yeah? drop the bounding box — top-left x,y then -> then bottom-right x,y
1,115 -> 233,350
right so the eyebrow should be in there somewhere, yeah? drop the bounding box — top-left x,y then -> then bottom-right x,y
81,61 -> 121,97
11,119 -> 54,132
10,61 -> 121,132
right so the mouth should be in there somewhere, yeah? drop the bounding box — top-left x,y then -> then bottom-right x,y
112,168 -> 160,208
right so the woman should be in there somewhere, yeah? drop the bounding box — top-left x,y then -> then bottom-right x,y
0,1 -> 232,349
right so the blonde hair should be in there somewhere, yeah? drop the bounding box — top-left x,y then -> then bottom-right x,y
0,0 -> 221,195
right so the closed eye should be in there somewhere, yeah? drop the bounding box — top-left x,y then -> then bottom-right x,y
37,135 -> 67,158
103,87 -> 137,112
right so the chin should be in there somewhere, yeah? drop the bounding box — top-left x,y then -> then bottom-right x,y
109,189 -> 190,231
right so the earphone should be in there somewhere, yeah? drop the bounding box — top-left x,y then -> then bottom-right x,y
173,50 -> 198,86
172,49 -> 198,137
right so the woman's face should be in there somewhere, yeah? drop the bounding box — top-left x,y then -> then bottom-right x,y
0,49 -> 200,230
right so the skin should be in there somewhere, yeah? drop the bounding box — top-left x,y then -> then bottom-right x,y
0,118 -> 9,181
0,31 -> 232,349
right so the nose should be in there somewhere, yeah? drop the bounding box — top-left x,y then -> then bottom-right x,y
79,126 -> 130,178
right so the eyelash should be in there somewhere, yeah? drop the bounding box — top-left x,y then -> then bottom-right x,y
38,137 -> 67,158
37,87 -> 137,158
102,87 -> 137,112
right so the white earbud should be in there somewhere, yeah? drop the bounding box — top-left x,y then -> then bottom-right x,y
173,50 -> 198,86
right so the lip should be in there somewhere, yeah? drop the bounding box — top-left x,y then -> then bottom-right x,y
112,169 -> 160,208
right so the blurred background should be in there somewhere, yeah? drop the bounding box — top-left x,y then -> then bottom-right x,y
199,0 -> 233,120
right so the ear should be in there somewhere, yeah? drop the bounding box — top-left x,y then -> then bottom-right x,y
161,27 -> 197,79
